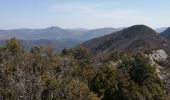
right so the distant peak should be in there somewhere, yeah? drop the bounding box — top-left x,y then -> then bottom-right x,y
46,26 -> 62,30
122,25 -> 156,34
128,25 -> 152,30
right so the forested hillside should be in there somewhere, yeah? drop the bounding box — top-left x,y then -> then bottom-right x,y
0,38 -> 169,100
83,25 -> 170,55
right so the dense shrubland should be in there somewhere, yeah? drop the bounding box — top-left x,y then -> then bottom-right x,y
0,38 -> 169,100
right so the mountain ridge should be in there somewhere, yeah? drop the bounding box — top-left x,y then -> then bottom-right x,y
0,26 -> 121,41
82,25 -> 170,55
160,27 -> 170,40
0,26 -> 121,51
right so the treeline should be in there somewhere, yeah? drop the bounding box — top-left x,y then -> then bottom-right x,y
0,38 -> 169,100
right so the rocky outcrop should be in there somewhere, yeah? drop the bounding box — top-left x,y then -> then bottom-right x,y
149,49 -> 168,64
148,49 -> 168,80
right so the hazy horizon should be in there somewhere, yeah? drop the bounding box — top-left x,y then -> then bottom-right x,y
0,0 -> 170,29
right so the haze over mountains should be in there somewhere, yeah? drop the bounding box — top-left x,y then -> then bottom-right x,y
0,27 -> 123,51
0,27 -> 122,40
0,26 -> 167,41
0,26 -> 169,51
155,27 -> 168,33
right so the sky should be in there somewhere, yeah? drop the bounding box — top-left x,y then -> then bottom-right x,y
0,0 -> 170,29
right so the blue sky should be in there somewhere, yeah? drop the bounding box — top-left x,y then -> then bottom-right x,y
0,0 -> 170,29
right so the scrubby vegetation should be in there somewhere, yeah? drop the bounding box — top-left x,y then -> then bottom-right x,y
0,38 -> 169,100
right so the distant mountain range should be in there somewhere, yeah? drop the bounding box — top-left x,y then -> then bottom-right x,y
79,28 -> 123,41
0,26 -> 170,51
0,26 -> 80,40
155,27 -> 168,33
0,26 -> 122,51
82,25 -> 170,55
0,27 -> 123,41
